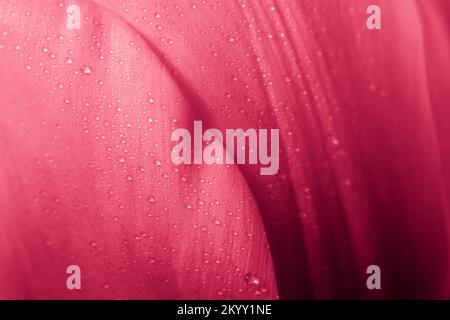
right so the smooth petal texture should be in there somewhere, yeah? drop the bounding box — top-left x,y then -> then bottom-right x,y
0,0 -> 449,299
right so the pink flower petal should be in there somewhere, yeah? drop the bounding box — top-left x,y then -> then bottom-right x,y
0,0 -> 449,299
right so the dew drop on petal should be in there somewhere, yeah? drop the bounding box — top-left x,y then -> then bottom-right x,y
244,273 -> 260,286
81,65 -> 93,75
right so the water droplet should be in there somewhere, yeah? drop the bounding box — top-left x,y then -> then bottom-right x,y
331,137 -> 339,145
244,273 -> 260,286
81,65 -> 93,75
